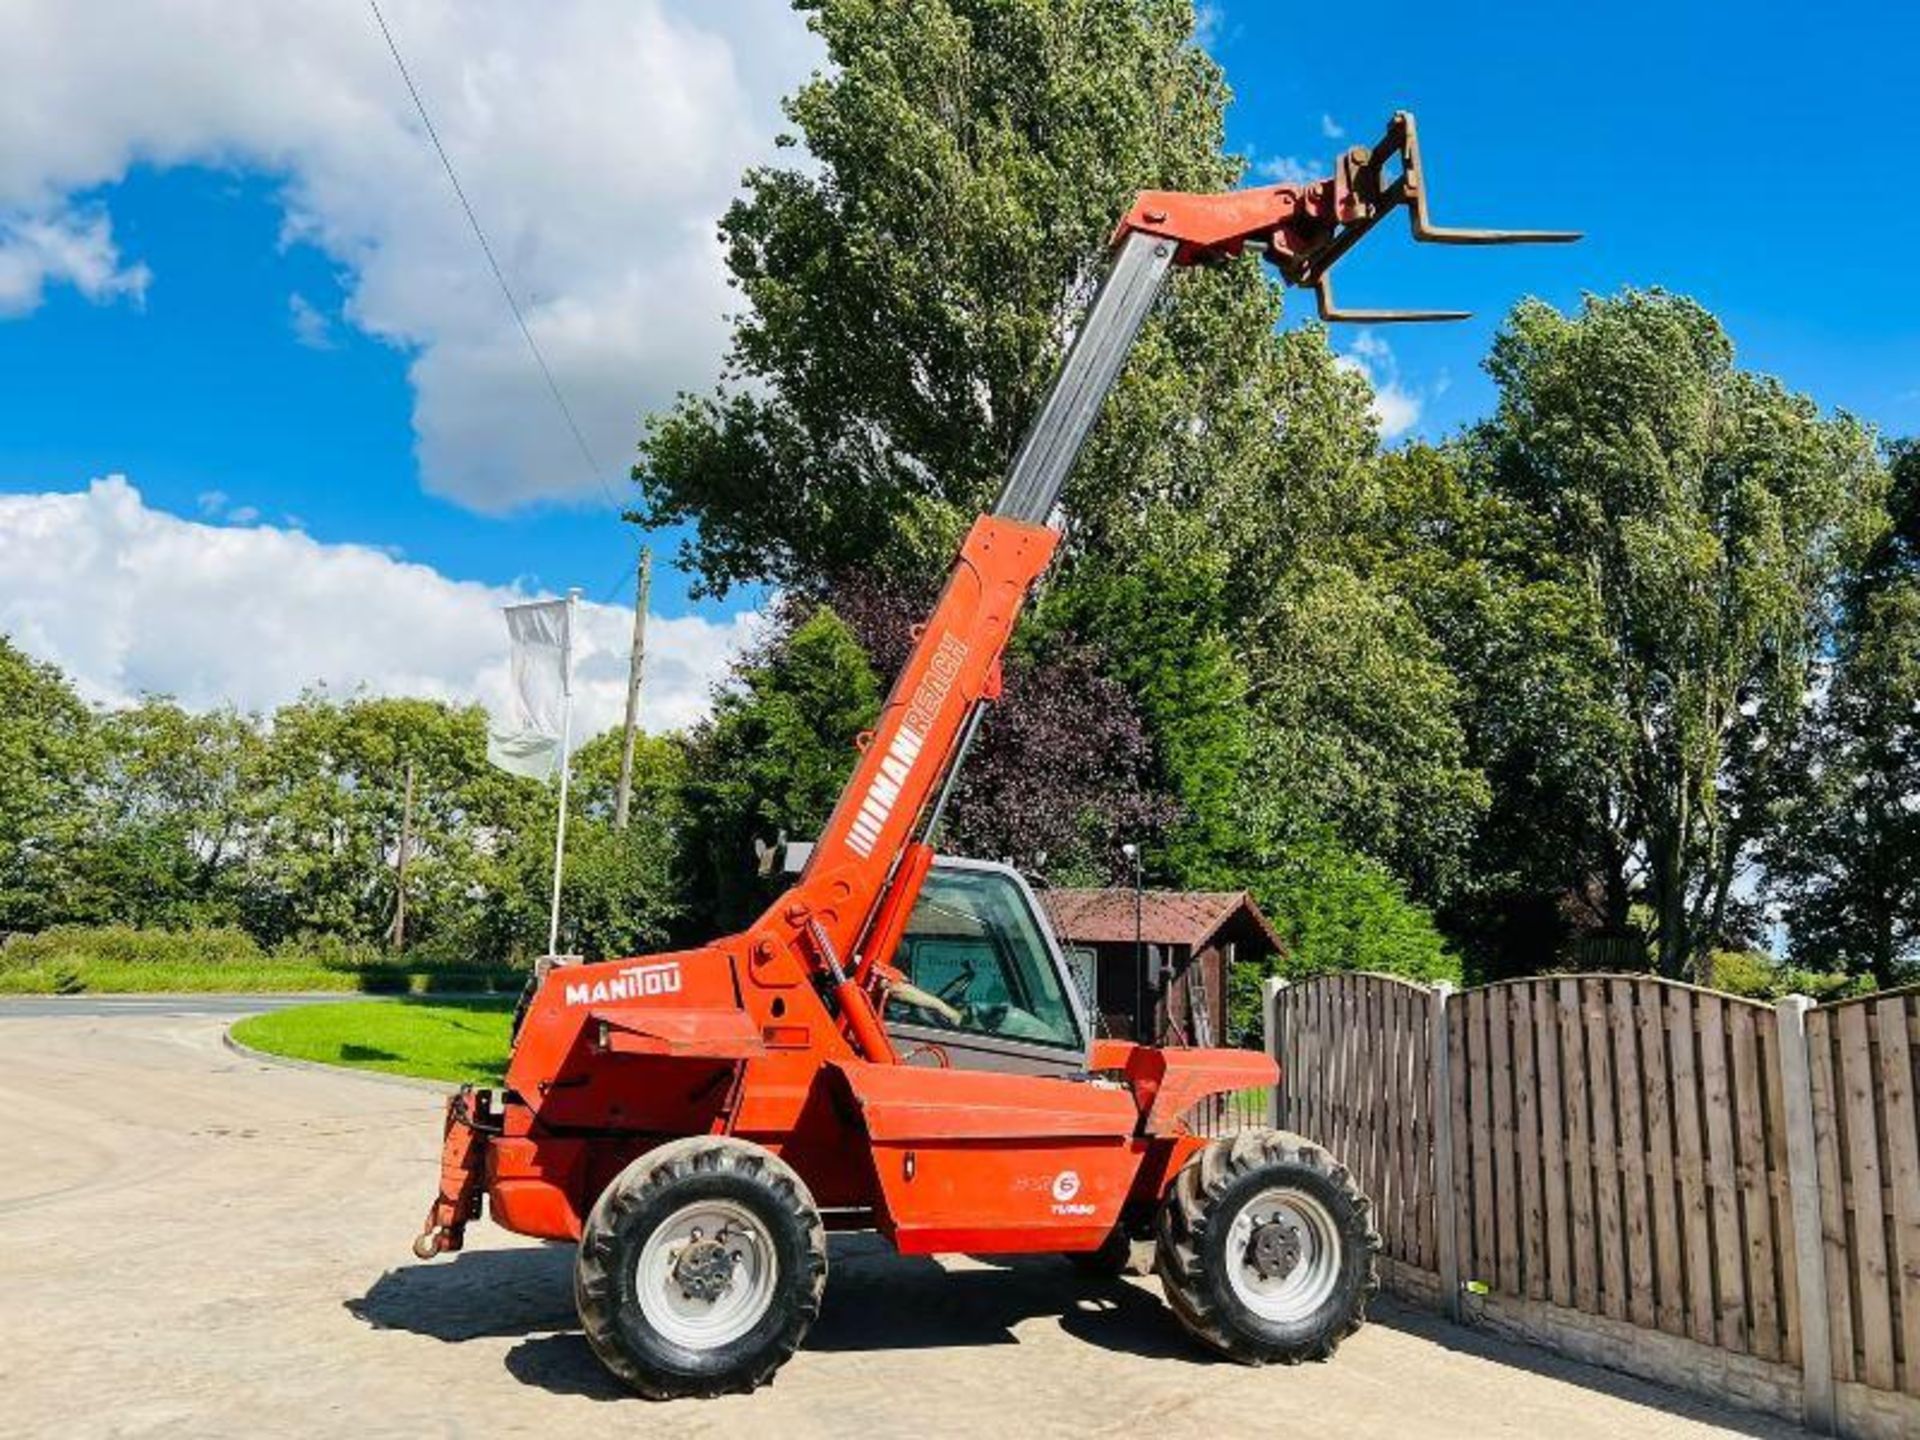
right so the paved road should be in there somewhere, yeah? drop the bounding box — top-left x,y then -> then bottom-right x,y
0,992 -> 371,1019
0,1012 -> 1803,1440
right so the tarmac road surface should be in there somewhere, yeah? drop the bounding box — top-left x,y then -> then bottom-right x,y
0,1008 -> 1805,1439
0,992 -> 371,1019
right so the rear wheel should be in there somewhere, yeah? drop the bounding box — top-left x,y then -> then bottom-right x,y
1155,1130 -> 1377,1364
574,1136 -> 827,1398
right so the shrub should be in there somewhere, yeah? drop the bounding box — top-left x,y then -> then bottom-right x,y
1225,833 -> 1462,1039
0,924 -> 522,994
0,924 -> 264,971
1709,948 -> 1874,1003
269,931 -> 390,971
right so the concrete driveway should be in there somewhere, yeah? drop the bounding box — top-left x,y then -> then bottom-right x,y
0,1004 -> 1804,1439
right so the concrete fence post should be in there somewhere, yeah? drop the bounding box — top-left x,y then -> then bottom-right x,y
1263,976 -> 1287,1130
1430,981 -> 1462,1322
1775,994 -> 1836,1435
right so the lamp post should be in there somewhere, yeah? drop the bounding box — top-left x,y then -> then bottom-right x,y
1122,841 -> 1145,1042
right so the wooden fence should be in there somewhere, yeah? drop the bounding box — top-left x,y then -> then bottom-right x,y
1263,972 -> 1920,1437
1806,990 -> 1920,1400
1270,973 -> 1438,1273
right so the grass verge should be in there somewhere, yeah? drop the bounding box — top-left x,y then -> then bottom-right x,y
0,925 -> 520,995
0,963 -> 518,996
229,998 -> 515,1085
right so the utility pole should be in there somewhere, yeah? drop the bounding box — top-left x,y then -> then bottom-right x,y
388,759 -> 415,952
1123,841 -> 1146,1042
613,546 -> 652,831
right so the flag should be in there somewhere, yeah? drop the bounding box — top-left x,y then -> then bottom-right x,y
487,598 -> 572,779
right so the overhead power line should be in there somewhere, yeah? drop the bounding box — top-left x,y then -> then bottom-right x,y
366,0 -> 619,510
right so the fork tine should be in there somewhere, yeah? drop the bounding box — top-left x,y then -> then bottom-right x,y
1313,274 -> 1470,326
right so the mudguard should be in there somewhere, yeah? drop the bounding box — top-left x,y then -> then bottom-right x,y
831,1059 -> 1141,1254
1092,1041 -> 1277,1135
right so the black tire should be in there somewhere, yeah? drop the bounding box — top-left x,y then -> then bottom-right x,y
574,1136 -> 827,1399
1154,1129 -> 1378,1364
1069,1224 -> 1137,1278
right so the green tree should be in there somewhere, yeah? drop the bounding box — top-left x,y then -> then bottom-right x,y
1471,290 -> 1886,979
1364,444 -> 1630,973
639,0 -> 1244,593
1225,823 -> 1459,1036
245,693 -> 531,957
677,607 -> 881,931
1036,536 -> 1247,884
520,728 -> 689,961
636,0 -> 1472,905
1771,441 -> 1920,985
70,700 -> 262,929
1239,560 -> 1488,902
0,637 -> 94,932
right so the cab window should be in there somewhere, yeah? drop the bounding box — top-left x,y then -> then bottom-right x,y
885,867 -> 1080,1050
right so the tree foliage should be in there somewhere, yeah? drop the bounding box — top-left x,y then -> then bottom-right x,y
0,636 -> 93,932
639,0 -> 1242,592
677,606 -> 882,931
0,652 -> 689,968
1467,290 -> 1886,978
635,0 -> 1481,925
1769,441 -> 1920,984
70,701 -> 262,930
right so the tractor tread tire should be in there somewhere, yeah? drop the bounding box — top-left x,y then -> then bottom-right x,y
1154,1128 -> 1379,1365
574,1135 -> 827,1400
1069,1224 -> 1142,1278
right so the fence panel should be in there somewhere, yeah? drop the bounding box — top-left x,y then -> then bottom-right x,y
1807,986 -> 1920,1399
1271,973 -> 1436,1270
1262,972 -> 1920,1427
1277,974 -> 1799,1367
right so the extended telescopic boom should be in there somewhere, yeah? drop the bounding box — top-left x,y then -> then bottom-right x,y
788,111 -> 1576,1049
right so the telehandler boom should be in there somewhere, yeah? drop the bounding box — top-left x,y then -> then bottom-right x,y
415,113 -> 1574,1399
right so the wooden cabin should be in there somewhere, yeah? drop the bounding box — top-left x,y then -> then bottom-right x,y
1039,888 -> 1283,1046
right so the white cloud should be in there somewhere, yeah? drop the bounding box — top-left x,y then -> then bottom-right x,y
287,292 -> 333,350
0,207 -> 150,317
0,1 -> 817,511
1254,154 -> 1324,186
0,477 -> 759,737
1319,114 -> 1345,141
1367,382 -> 1422,439
1334,329 -> 1425,440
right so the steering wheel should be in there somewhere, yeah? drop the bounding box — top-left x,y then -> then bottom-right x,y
935,967 -> 975,1006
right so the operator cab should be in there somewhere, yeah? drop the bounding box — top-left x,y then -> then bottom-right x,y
881,855 -> 1094,1078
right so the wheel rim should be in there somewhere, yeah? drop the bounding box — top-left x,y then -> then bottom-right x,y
1224,1185 -> 1342,1324
635,1199 -> 777,1350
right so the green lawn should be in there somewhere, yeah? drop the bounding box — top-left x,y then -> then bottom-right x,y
0,961 -> 509,996
230,998 -> 515,1085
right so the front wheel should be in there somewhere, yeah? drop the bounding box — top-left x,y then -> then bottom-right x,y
1155,1130 -> 1378,1364
574,1136 -> 827,1398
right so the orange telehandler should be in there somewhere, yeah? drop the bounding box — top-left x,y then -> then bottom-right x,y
414,113 -> 1574,1398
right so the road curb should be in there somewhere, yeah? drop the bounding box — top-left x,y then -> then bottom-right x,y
220,1026 -> 453,1094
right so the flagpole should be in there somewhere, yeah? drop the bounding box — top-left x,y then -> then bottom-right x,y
547,587 -> 581,956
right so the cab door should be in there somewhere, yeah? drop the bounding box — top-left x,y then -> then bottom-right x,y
881,857 -> 1094,1077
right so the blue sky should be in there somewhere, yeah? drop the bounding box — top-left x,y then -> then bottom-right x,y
1207,0 -> 1919,444
0,0 -> 1913,725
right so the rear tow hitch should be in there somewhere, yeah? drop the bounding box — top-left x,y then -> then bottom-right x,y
413,1085 -> 493,1259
